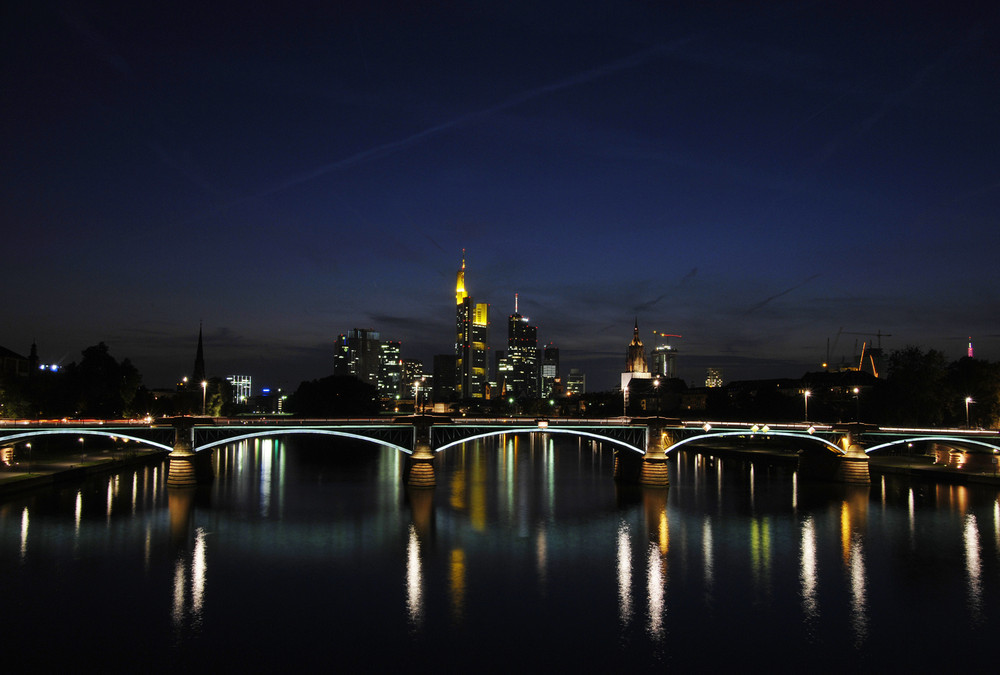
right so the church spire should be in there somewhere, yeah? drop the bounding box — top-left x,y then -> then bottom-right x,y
193,322 -> 206,383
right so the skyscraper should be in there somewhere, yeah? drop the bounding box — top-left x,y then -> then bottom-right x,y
505,294 -> 538,399
541,344 -> 559,397
334,329 -> 382,385
455,254 -> 489,399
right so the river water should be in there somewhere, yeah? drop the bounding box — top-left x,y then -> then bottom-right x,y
2,436 -> 998,672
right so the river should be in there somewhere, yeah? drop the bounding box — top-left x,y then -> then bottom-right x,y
2,436 -> 998,672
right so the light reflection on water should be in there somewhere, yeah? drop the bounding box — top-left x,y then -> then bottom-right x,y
1,437 -> 999,671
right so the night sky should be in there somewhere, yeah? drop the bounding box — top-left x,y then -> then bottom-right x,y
4,1 -> 999,393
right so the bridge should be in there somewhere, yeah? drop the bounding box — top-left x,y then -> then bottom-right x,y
2,416 -> 998,488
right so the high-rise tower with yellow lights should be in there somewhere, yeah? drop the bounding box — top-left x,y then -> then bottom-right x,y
455,252 -> 490,399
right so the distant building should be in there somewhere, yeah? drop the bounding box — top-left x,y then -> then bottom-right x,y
378,340 -> 402,401
334,329 -> 382,385
227,375 -> 252,404
433,354 -> 458,403
566,368 -> 586,396
455,255 -> 489,399
541,344 -> 559,397
706,368 -> 723,388
504,294 -> 538,399
651,343 -> 678,379
621,319 -> 651,405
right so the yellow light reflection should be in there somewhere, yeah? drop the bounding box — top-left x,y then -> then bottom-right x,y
450,548 -> 466,621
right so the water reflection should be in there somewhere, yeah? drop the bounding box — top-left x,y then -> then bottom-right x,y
800,515 -> 818,625
647,542 -> 666,638
20,506 -> 28,560
965,514 -> 982,623
5,438 -> 1000,671
617,521 -> 633,626
171,527 -> 208,632
406,524 -> 423,628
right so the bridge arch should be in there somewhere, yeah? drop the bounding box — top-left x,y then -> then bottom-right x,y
665,430 -> 846,455
433,427 -> 645,455
865,436 -> 1000,455
193,428 -> 412,455
0,429 -> 173,452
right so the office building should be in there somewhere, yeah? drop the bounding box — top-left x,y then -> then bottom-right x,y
455,255 -> 490,399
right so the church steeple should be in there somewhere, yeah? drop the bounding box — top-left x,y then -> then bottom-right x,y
626,318 -> 648,374
193,322 -> 206,383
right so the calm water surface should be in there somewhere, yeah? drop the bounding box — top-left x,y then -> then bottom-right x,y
3,436 -> 999,672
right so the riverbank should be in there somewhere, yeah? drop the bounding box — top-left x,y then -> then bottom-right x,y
0,449 -> 169,499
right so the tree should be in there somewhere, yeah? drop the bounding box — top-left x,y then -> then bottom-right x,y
65,342 -> 142,418
288,376 -> 379,417
880,346 -> 949,426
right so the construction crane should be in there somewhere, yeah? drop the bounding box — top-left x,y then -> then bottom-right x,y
842,330 -> 891,378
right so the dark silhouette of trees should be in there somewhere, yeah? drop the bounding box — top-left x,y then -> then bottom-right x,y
288,375 -> 379,417
63,342 -> 142,418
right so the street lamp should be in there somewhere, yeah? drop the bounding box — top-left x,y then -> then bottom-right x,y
803,390 -> 811,422
852,387 -> 860,422
654,378 -> 661,415
201,380 -> 208,415
965,396 -> 974,428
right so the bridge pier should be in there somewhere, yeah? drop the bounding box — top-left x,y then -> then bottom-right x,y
638,417 -> 671,488
798,425 -> 870,484
405,419 -> 436,488
166,418 -> 214,488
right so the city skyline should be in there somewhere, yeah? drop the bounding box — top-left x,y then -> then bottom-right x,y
4,2 -> 998,391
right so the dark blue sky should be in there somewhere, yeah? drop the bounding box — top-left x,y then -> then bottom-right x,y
4,1 -> 999,392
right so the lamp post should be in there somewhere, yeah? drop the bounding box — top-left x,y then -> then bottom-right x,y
201,380 -> 208,415
852,387 -> 860,422
965,396 -> 973,428
654,378 -> 661,415
803,390 -> 811,422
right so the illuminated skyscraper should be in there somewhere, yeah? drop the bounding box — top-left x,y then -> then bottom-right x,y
505,294 -> 538,399
455,254 -> 490,399
541,344 -> 559,397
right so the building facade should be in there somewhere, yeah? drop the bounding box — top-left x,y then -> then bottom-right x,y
455,256 -> 490,399
503,295 -> 538,399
